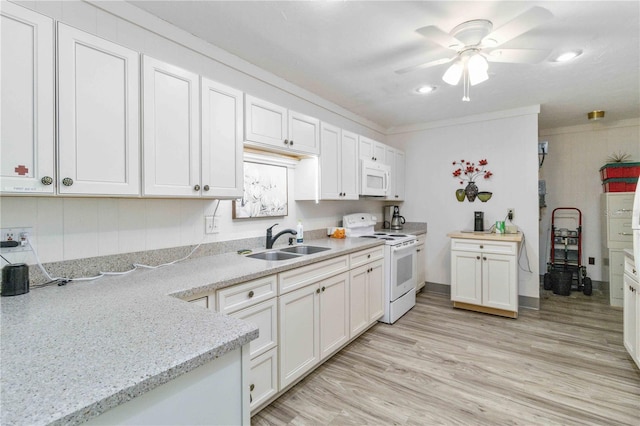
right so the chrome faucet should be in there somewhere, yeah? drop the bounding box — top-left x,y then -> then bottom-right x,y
266,223 -> 297,249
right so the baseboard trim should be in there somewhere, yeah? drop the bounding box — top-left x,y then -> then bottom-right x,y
519,295 -> 540,310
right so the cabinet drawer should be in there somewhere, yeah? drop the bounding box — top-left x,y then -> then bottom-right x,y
217,275 -> 277,314
279,255 -> 348,294
625,254 -> 638,280
609,218 -> 633,243
450,239 -> 517,256
231,298 -> 277,359
349,246 -> 385,268
607,193 -> 634,218
249,348 -> 278,412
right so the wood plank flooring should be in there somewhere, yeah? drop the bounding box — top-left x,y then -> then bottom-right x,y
252,290 -> 640,425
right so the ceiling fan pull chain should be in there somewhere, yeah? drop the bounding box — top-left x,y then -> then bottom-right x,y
462,69 -> 471,102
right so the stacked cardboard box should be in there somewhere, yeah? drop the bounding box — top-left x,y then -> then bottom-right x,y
600,162 -> 639,192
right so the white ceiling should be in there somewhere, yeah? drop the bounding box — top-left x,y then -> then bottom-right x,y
129,1 -> 640,131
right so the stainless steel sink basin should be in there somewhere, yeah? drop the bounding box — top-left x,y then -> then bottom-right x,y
279,245 -> 331,255
246,251 -> 301,261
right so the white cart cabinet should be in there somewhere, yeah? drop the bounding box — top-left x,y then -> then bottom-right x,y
58,24 -> 140,196
244,95 -> 319,156
449,233 -> 522,318
601,193 -> 635,306
1,3 -> 55,194
623,252 -> 639,369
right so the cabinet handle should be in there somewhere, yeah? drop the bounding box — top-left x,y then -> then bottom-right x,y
41,176 -> 53,185
194,184 -> 201,191
619,232 -> 632,236
62,177 -> 73,186
249,394 -> 252,403
476,256 -> 481,260
479,245 -> 484,249
322,286 -> 326,292
367,254 -> 371,258
316,288 -> 320,294
417,249 -> 421,252
289,140 -> 294,146
203,185 -> 210,191
250,384 -> 255,391
248,290 -> 254,298
483,257 -> 487,261
395,195 -> 399,198
284,139 -> 289,145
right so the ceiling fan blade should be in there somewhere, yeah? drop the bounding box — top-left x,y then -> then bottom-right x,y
395,56 -> 456,75
482,6 -> 553,47
416,25 -> 463,50
485,49 -> 550,64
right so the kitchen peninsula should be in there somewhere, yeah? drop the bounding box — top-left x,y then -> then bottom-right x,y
1,237 -> 383,425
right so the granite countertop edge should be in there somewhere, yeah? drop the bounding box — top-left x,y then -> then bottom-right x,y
1,235 -> 401,426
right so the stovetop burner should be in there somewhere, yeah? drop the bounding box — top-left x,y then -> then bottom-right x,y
389,234 -> 407,237
359,235 -> 377,239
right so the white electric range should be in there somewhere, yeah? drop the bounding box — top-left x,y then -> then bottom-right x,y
343,213 -> 417,323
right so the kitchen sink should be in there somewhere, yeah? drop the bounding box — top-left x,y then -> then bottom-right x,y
279,245 -> 331,255
246,251 -> 302,261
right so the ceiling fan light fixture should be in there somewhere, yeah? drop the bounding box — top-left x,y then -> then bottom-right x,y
442,61 -> 463,85
554,50 -> 582,62
587,110 -> 605,121
467,54 -> 489,85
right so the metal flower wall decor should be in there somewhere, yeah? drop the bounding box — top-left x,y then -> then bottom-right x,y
452,158 -> 493,202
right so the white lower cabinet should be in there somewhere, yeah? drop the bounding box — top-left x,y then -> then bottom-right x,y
248,348 -> 278,409
623,253 -> 639,369
449,235 -> 520,318
349,259 -> 384,338
278,282 -> 320,389
416,233 -> 426,292
319,272 -> 350,360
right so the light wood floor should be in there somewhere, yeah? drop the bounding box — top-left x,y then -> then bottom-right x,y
252,289 -> 640,425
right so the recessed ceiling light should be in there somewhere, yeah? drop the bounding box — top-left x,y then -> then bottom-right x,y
554,50 -> 583,62
416,85 -> 437,94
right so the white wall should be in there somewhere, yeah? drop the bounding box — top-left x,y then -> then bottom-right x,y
538,119 -> 640,281
387,108 -> 540,299
0,0 -> 387,264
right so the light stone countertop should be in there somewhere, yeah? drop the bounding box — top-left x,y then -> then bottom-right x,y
0,236 -> 384,426
378,221 -> 427,236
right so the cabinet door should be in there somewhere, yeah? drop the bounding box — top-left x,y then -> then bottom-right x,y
320,272 -> 349,360
359,136 -> 384,162
349,265 -> 369,338
1,3 -> 54,194
58,24 -> 140,195
451,250 -> 482,305
340,130 -> 359,200
288,111 -> 320,155
416,243 -> 426,291
394,150 -> 406,201
623,274 -> 637,361
201,77 -> 243,198
143,56 -> 199,196
368,259 -> 385,323
610,249 -> 626,306
232,298 -> 278,359
385,146 -> 396,200
482,252 -> 517,311
249,348 -> 278,412
319,123 -> 341,200
279,284 -> 319,389
244,95 -> 287,148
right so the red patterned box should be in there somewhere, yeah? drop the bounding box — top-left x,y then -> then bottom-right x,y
602,177 -> 638,192
599,162 -> 640,180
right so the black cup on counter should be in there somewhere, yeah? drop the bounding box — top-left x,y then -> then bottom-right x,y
2,263 -> 29,296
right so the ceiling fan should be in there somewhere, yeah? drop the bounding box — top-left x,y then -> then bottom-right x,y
396,6 -> 553,101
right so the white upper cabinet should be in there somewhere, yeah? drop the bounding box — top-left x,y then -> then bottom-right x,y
201,77 -> 244,198
358,136 -> 385,162
1,3 -> 54,194
142,56 -> 199,197
319,125 -> 358,200
245,95 -> 319,156
57,24 -> 140,196
386,147 -> 406,201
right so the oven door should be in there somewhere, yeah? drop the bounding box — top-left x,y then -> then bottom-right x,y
389,241 -> 417,301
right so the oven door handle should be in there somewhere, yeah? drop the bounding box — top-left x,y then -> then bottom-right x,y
392,242 -> 417,254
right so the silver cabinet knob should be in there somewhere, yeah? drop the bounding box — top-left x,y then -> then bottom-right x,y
289,140 -> 294,146
194,184 -> 201,191
62,177 -> 73,186
248,290 -> 254,298
203,185 -> 210,191
41,176 -> 53,185
284,139 -> 289,145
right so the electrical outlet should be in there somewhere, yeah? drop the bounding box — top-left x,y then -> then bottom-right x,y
507,208 -> 515,221
1,227 -> 33,253
204,216 -> 220,234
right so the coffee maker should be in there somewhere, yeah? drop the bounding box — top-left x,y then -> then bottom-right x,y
384,205 -> 406,230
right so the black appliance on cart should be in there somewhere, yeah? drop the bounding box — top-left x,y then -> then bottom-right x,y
543,207 -> 592,295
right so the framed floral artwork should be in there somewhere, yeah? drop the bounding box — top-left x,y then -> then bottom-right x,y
232,161 -> 288,218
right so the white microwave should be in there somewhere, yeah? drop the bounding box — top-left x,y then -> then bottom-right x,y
360,159 -> 390,196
